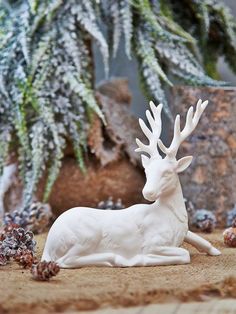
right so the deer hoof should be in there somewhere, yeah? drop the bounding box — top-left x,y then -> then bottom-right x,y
208,247 -> 221,256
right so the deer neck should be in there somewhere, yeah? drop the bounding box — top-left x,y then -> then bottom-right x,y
156,178 -> 187,223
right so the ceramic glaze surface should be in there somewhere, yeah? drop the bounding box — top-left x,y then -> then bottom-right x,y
42,99 -> 221,268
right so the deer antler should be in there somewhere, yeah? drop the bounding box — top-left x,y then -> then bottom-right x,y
135,101 -> 163,158
157,99 -> 208,160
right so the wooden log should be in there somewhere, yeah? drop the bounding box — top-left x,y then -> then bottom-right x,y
171,86 -> 236,224
37,157 -> 145,216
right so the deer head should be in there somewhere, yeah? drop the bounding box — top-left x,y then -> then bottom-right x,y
136,99 -> 208,202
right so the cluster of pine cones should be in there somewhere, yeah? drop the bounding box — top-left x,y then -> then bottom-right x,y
0,223 -> 59,280
3,201 -> 53,234
0,225 -> 36,266
97,197 -> 124,210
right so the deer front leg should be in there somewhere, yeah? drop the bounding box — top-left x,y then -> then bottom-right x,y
184,231 -> 221,256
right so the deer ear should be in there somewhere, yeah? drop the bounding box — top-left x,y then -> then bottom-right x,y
141,155 -> 150,168
176,156 -> 193,173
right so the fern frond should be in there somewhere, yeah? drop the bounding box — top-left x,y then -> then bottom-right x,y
213,2 -> 236,74
0,129 -> 11,175
30,0 -> 62,37
38,103 -> 65,201
70,124 -> 86,173
199,2 -> 210,41
43,151 -> 62,201
23,120 -> 46,205
155,41 -> 226,86
64,72 -> 105,123
159,0 -> 195,44
137,30 -> 173,87
138,61 -> 171,119
172,68 -> 227,86
120,0 -> 133,58
135,29 -> 172,118
74,1 -> 109,76
30,33 -> 52,78
13,100 -> 32,189
133,0 -> 186,43
13,102 -> 31,157
110,1 -> 122,58
16,2 -> 31,65
61,31 -> 82,74
28,0 -> 39,14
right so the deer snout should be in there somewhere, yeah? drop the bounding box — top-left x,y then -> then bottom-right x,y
142,188 -> 158,202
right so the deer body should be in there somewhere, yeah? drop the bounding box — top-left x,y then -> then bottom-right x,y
42,99 -> 221,268
42,196 -> 189,267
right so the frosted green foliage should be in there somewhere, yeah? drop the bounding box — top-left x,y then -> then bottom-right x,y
110,2 -> 122,58
120,0 -> 132,59
0,0 -> 234,207
167,0 -> 236,78
73,0 -> 109,76
155,41 -> 226,86
133,0 -> 186,43
135,29 -> 172,118
0,0 -> 102,207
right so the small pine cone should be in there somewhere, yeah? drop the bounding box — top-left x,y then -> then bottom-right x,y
232,218 -> 236,228
12,228 -> 36,252
27,202 -> 53,234
14,249 -> 38,268
223,227 -> 236,247
0,223 -> 20,241
114,198 -> 124,210
226,205 -> 236,227
31,261 -> 60,281
0,231 -> 5,242
4,223 -> 20,233
191,209 -> 216,233
199,219 -> 214,233
0,254 -> 8,266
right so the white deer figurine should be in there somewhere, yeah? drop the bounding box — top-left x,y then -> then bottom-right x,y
42,99 -> 221,268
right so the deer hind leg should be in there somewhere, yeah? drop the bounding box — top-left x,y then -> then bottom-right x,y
122,247 -> 190,266
142,247 -> 190,266
184,231 -> 221,256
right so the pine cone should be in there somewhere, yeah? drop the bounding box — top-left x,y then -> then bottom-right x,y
191,209 -> 216,233
3,202 -> 52,235
14,249 -> 38,268
226,205 -> 236,227
0,254 -> 8,266
31,261 -> 60,281
98,197 -> 124,210
0,223 -> 20,241
232,218 -> 236,228
198,219 -> 214,233
223,227 -> 236,247
0,227 -> 36,258
27,202 -> 53,234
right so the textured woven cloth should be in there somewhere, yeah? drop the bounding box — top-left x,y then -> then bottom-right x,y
0,230 -> 236,313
